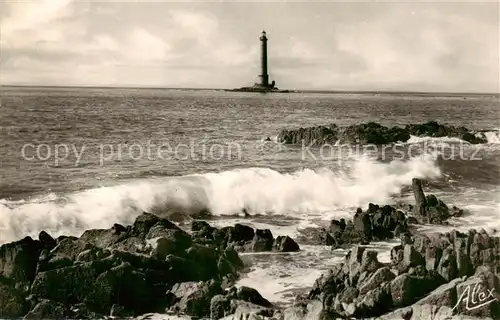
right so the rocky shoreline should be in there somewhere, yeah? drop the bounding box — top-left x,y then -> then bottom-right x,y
0,179 -> 498,319
277,121 -> 488,145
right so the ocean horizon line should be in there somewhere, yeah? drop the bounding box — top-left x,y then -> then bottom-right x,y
1,84 -> 499,97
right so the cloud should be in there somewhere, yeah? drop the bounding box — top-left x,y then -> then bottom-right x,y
0,1 -> 498,92
127,28 -> 171,61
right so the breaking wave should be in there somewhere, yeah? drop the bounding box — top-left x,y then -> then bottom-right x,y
0,154 -> 441,244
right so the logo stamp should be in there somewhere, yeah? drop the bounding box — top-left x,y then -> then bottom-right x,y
452,280 -> 497,312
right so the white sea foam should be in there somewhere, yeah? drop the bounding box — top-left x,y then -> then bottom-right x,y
234,241 -> 399,305
236,246 -> 343,305
406,130 -> 500,145
481,130 -> 500,144
0,154 -> 441,244
407,135 -> 467,144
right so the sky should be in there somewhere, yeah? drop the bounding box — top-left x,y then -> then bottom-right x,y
0,0 -> 498,92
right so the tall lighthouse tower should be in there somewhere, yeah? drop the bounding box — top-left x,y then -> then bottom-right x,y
259,30 -> 270,87
228,30 -> 288,92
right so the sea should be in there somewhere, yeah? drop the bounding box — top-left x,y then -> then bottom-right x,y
1,86 -> 499,310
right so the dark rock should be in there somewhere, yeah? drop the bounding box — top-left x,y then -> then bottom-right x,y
236,286 -> 273,308
273,236 -> 300,252
145,224 -> 192,258
38,238 -> 88,272
347,246 -> 366,286
210,294 -> 232,319
425,246 -> 442,271
437,247 -> 458,282
390,274 -> 418,307
227,224 -> 255,245
358,267 -> 396,295
221,247 -> 244,270
230,300 -> 274,319
400,233 -> 413,246
163,254 -> 195,284
412,178 -> 427,217
309,264 -> 346,299
413,234 -> 431,254
367,203 -> 379,214
329,219 -> 346,235
169,280 -> 222,318
360,250 -> 382,274
0,236 -> 42,285
108,236 -> 147,255
371,205 -> 398,240
321,232 -> 335,246
112,223 -> 126,234
403,245 -> 425,268
339,287 -> 359,304
353,211 -> 372,241
0,280 -> 29,317
145,221 -> 188,239
426,197 -> 450,224
0,213 -> 257,318
354,283 -> 393,318
30,262 -> 106,311
279,122 -> 486,147
79,228 -> 123,249
394,224 -> 407,238
454,239 -> 473,277
414,276 -> 465,307
391,245 -> 404,265
38,231 -> 56,249
185,244 -> 219,281
151,237 -> 180,260
191,220 -> 212,232
94,261 -> 153,314
331,222 -> 370,249
191,221 -> 216,244
305,229 -> 499,319
408,265 -> 427,277
68,303 -> 103,319
250,229 -> 274,252
22,299 -> 68,319
390,272 -> 443,308
76,247 -> 111,263
296,227 -> 334,246
131,212 -> 162,236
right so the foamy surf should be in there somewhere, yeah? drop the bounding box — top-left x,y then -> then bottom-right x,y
406,135 -> 468,144
0,154 -> 441,244
234,240 -> 399,306
480,129 -> 500,144
404,129 -> 500,145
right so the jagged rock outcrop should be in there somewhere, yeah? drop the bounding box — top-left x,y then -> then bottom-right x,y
277,121 -> 487,146
411,178 -> 463,224
288,229 -> 500,319
190,221 -> 300,253
298,179 -> 464,248
0,213 -> 278,319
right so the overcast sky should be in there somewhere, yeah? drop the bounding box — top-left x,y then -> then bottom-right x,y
1,0 -> 498,92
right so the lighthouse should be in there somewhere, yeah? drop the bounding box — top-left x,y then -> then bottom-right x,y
227,30 -> 289,92
259,30 -> 269,87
